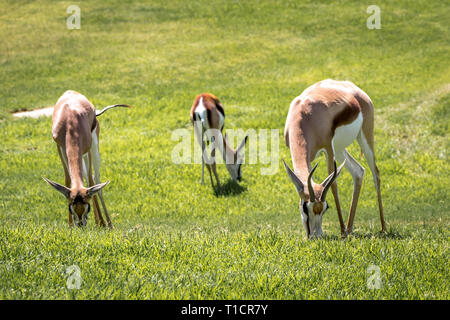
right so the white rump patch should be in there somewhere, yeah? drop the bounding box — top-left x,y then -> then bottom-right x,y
194,97 -> 209,131
194,97 -> 224,143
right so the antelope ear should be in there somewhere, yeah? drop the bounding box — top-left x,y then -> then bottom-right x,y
86,181 -> 109,197
237,135 -> 248,153
43,177 -> 71,198
282,159 -> 306,199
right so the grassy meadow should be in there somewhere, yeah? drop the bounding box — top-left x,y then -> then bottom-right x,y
0,0 -> 448,299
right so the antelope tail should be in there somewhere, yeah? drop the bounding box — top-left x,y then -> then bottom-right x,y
95,104 -> 131,117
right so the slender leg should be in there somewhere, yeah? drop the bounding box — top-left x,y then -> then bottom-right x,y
358,133 -> 387,232
326,148 -> 346,237
193,121 -> 206,184
336,149 -> 365,234
200,134 -> 217,191
98,193 -> 111,228
90,131 -> 112,228
206,163 -> 215,189
87,152 -> 103,227
92,195 -> 103,227
201,138 -> 206,184
210,139 -> 221,189
57,146 -> 73,227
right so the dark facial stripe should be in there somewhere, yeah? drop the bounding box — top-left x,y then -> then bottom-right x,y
302,201 -> 310,237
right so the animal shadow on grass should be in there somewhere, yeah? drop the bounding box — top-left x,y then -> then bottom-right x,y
322,229 -> 405,241
214,179 -> 246,197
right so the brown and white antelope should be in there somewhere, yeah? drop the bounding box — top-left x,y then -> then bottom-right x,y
190,93 -> 248,189
283,79 -> 387,239
43,90 -> 130,227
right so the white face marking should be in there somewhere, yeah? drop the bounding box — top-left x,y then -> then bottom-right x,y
301,200 -> 328,239
332,112 -> 363,153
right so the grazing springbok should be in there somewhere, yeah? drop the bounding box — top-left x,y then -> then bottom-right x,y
43,90 -> 130,227
283,79 -> 386,239
190,93 -> 248,189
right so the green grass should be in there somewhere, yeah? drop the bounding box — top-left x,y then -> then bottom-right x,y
0,0 -> 448,299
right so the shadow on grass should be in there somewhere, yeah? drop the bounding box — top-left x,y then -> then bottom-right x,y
322,229 -> 405,241
214,179 -> 246,197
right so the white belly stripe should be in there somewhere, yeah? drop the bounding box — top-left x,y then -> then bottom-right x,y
332,112 -> 363,153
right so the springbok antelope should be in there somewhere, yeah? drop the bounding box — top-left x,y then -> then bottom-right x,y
190,93 -> 248,189
43,90 -> 130,227
283,79 -> 387,239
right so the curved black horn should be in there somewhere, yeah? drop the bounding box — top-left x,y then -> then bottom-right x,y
307,163 -> 318,202
321,159 -> 346,201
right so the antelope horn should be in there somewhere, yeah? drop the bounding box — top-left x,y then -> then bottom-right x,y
307,163 -> 318,202
320,159 -> 346,201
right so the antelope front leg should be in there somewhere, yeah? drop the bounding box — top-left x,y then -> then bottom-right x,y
205,163 -> 215,190
87,163 -> 103,227
210,142 -> 221,189
201,139 -> 206,184
90,133 -> 111,228
86,152 -> 105,227
97,193 -> 112,228
357,134 -> 387,232
92,173 -> 112,229
57,146 -> 74,227
340,150 -> 365,234
326,153 -> 346,237
201,137 -> 216,190
92,196 -> 104,227
373,164 -> 386,232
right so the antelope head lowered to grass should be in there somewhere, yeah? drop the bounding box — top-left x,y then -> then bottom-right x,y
283,79 -> 387,239
190,93 -> 248,190
43,90 -> 130,227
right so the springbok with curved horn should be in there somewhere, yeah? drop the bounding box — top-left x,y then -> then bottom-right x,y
190,93 -> 248,189
44,90 -> 130,227
283,79 -> 386,238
